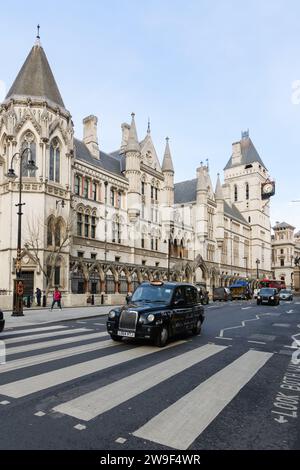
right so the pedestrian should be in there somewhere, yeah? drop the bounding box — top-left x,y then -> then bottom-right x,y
35,287 -> 41,307
51,286 -> 62,310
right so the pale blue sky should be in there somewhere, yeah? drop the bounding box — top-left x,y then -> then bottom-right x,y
1,0 -> 300,229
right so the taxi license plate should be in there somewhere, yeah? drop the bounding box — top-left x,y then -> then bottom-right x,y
118,330 -> 135,338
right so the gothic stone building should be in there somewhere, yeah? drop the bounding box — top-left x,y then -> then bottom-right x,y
0,38 -> 273,307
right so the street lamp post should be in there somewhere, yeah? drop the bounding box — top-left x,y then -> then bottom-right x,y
6,147 -> 38,316
256,258 -> 260,280
166,224 -> 174,281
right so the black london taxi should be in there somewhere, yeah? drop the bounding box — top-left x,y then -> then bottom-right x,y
256,288 -> 280,306
106,281 -> 205,347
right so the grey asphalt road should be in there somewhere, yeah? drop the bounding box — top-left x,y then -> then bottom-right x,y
0,298 -> 300,450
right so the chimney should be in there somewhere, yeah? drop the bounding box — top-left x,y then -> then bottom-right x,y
231,141 -> 242,165
83,115 -> 99,159
120,122 -> 130,153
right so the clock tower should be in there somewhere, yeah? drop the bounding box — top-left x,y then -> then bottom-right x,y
223,131 -> 272,276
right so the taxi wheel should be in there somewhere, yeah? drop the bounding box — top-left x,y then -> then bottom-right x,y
110,334 -> 123,342
155,327 -> 169,347
192,319 -> 202,335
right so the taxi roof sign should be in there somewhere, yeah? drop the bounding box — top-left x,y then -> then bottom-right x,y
150,281 -> 164,286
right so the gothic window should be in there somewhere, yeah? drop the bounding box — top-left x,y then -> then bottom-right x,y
84,214 -> 90,237
21,132 -> 36,177
77,211 -> 83,236
47,218 -> 54,246
155,187 -> 158,201
151,186 -> 154,199
246,183 -> 249,200
55,222 -> 61,247
74,175 -> 81,195
49,138 -> 60,183
92,182 -> 97,201
110,188 -> 115,206
54,266 -> 60,286
141,181 -> 145,195
83,179 -> 89,198
91,216 -> 96,239
234,185 -> 238,202
117,191 -> 122,208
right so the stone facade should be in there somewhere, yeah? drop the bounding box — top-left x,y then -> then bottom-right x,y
271,223 -> 300,289
0,38 -> 274,307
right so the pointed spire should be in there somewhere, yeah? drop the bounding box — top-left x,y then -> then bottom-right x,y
215,173 -> 224,200
125,113 -> 140,152
5,40 -> 65,108
147,117 -> 151,134
162,137 -> 174,173
35,24 -> 41,47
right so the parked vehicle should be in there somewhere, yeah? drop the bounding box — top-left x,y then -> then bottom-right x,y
213,287 -> 232,302
107,281 -> 205,347
257,288 -> 280,306
195,283 -> 209,305
229,280 -> 252,300
0,310 -> 5,333
279,289 -> 293,301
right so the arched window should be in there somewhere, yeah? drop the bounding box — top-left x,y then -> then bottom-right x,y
234,185 -> 238,202
55,222 -> 61,247
77,209 -> 83,236
47,217 -> 55,246
21,132 -> 36,177
246,183 -> 249,200
49,138 -> 60,183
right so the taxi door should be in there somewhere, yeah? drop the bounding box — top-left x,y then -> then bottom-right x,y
170,286 -> 187,335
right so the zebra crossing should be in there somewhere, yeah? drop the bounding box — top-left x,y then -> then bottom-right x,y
0,322 -> 277,449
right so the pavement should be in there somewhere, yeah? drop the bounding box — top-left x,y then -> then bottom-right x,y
2,305 -> 115,329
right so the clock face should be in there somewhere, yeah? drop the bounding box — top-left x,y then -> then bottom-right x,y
263,183 -> 273,194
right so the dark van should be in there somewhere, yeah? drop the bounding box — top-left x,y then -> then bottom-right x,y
213,287 -> 232,302
107,281 -> 205,347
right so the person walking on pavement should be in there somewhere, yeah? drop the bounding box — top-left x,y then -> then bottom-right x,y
51,286 -> 62,310
35,287 -> 42,307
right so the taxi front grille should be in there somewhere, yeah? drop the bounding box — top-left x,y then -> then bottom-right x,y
119,311 -> 138,331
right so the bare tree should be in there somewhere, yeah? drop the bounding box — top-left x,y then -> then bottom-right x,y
25,213 -> 73,295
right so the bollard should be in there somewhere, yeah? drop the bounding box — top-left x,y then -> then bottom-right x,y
26,295 -> 31,308
101,294 -> 104,305
91,294 -> 95,305
42,293 -> 46,307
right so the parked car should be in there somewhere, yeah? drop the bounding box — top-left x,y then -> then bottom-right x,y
195,284 -> 209,305
107,281 -> 205,347
257,288 -> 280,306
0,310 -> 5,333
279,289 -> 293,301
213,287 -> 232,302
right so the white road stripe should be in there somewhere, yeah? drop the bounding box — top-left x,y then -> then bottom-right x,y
0,341 -> 186,398
1,339 -> 119,373
241,307 -> 252,310
4,328 -> 91,345
53,344 -> 227,421
133,350 -> 273,450
5,332 -> 108,356
1,325 -> 67,337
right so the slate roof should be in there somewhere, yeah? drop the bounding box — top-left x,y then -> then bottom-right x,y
224,201 -> 248,224
6,44 -> 65,108
74,139 -> 126,177
174,179 -> 197,204
224,137 -> 266,170
273,221 -> 295,230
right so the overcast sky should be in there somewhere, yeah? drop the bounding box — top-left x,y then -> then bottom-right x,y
1,0 -> 300,230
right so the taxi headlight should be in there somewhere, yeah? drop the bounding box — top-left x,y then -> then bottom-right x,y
147,314 -> 155,323
270,296 -> 274,300
257,296 -> 261,299
108,310 -> 116,319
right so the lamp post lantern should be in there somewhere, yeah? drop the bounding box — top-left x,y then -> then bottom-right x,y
6,147 -> 38,316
